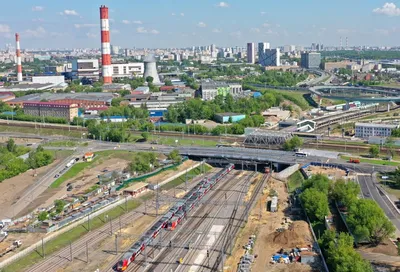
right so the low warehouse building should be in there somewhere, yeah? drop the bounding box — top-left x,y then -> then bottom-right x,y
214,112 -> 246,123
123,182 -> 148,197
270,196 -> 278,212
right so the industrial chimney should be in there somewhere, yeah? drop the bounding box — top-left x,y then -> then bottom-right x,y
100,5 -> 112,84
15,33 -> 22,82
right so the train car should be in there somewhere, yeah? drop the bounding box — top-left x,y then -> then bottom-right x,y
168,210 -> 186,230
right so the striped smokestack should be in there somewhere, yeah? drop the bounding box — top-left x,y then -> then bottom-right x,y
15,33 -> 22,82
100,5 -> 112,84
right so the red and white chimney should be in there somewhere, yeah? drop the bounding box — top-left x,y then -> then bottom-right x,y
15,33 -> 23,82
100,5 -> 112,84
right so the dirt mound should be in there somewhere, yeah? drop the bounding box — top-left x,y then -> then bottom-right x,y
268,221 -> 312,248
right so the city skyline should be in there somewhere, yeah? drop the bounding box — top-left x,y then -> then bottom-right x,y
0,1 -> 399,49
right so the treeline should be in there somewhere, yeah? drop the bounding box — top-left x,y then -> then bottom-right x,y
322,50 -> 400,60
0,139 -> 54,182
165,93 -> 279,123
300,174 -> 394,272
243,70 -> 308,87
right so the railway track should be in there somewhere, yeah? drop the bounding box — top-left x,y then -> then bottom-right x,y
170,172 -> 254,272
122,171 -> 252,272
209,173 -> 270,272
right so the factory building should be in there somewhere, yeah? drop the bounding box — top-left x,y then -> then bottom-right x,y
71,59 -> 100,80
355,122 -> 399,138
111,63 -> 144,79
200,80 -> 243,101
32,76 -> 65,85
23,102 -> 78,121
301,52 -> 321,69
214,113 -> 246,123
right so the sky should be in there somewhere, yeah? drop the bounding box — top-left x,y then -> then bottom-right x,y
0,0 -> 399,49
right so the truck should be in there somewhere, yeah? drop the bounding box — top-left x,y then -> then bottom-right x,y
0,231 -> 7,243
0,240 -> 22,257
349,158 -> 360,164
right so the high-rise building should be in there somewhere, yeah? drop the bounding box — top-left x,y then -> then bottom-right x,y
72,59 -> 100,80
211,44 -> 216,53
247,43 -> 255,64
260,48 -> 280,67
258,42 -> 270,65
301,52 -> 321,69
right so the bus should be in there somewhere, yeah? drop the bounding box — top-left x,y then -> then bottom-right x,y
295,152 -> 309,157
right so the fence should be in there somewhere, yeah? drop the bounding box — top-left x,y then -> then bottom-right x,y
0,195 -> 131,269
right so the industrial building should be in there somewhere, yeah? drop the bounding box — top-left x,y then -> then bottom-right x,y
31,76 -> 65,85
214,113 -> 246,123
200,80 -> 243,100
143,54 -> 161,85
111,63 -> 144,79
355,122 -> 398,138
71,59 -> 100,80
23,102 -> 78,121
300,52 -> 321,69
247,43 -> 255,64
7,92 -> 115,108
260,48 -> 281,67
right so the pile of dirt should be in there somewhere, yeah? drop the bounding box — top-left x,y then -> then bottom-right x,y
268,221 -> 313,248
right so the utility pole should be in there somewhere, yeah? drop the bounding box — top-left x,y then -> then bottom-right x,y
87,214 -> 90,231
41,238 -> 45,258
86,241 -> 89,263
115,234 -> 118,255
70,242 -> 72,261
110,217 -> 113,235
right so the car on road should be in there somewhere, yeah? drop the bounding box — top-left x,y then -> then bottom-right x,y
54,174 -> 60,178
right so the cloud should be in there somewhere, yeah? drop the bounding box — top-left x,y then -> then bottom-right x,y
180,13 -> 185,16
136,27 -> 159,34
122,20 -> 131,24
133,20 -> 143,24
212,28 -> 222,33
230,31 -> 241,38
260,11 -> 266,15
336,28 -> 354,34
60,10 -> 79,16
216,2 -> 229,8
265,29 -> 277,35
0,24 -> 11,33
171,13 -> 176,16
32,18 -> 44,22
32,6 -> 44,12
111,29 -> 120,34
74,24 -> 97,29
374,28 -> 390,35
25,26 -> 46,38
373,3 -> 400,16
86,33 -> 97,38
262,23 -> 271,28
197,22 -> 206,27
250,28 -> 260,33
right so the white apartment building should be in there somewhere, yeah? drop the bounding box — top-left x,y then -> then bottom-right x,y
355,122 -> 398,138
111,63 -> 144,79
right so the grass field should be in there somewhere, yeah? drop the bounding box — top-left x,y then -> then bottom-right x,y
287,171 -> 304,193
149,134 -> 218,147
0,125 -> 84,138
1,198 -> 145,272
341,155 -> 400,166
160,164 -> 213,191
42,140 -> 79,147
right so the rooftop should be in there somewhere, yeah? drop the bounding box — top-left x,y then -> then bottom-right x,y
355,122 -> 398,129
215,112 -> 245,117
10,92 -> 115,103
23,101 -> 77,107
123,182 -> 148,192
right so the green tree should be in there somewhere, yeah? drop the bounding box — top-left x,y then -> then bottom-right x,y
146,76 -> 154,83
38,211 -> 48,221
111,97 -> 125,107
164,79 -> 173,86
300,188 -> 329,221
369,145 -> 379,158
302,173 -> 331,195
283,136 -> 304,151
6,138 -> 16,153
347,199 -> 395,244
168,149 -> 182,164
54,199 -> 66,213
141,132 -> 150,141
331,179 -> 360,207
326,232 -> 373,272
